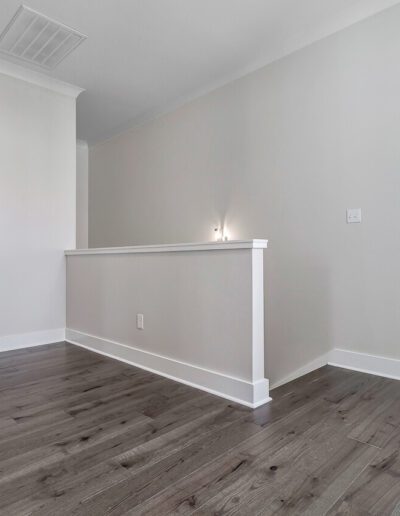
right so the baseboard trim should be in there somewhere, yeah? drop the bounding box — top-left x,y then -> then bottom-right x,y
65,329 -> 270,408
0,328 -> 65,352
328,348 -> 400,382
270,353 -> 329,390
270,348 -> 400,391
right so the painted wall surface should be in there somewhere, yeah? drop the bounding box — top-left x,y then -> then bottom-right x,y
66,250 -> 254,380
76,140 -> 89,248
0,72 -> 76,343
89,6 -> 400,386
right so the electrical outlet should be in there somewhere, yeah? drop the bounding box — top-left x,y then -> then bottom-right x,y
136,314 -> 144,330
346,208 -> 362,224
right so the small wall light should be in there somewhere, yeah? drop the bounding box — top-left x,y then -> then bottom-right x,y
214,226 -> 229,242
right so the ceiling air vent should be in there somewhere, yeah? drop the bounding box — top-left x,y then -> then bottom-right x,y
0,5 -> 87,70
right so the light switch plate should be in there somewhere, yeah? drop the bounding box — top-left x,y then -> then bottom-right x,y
347,208 -> 362,224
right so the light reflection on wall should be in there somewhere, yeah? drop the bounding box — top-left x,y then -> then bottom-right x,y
214,224 -> 230,241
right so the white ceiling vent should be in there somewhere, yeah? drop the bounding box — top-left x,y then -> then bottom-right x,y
0,5 -> 87,70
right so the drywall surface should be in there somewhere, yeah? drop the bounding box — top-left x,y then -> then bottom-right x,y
0,72 -> 76,347
76,140 -> 89,248
67,249 -> 251,377
89,6 -> 400,386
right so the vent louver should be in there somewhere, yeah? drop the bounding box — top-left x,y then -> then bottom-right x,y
0,5 -> 86,70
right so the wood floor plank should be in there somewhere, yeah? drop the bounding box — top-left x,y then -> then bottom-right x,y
76,419 -> 262,515
326,431 -> 400,516
0,342 -> 399,515
23,404 -> 245,516
193,436 -> 377,516
347,381 -> 400,448
134,399 -> 331,515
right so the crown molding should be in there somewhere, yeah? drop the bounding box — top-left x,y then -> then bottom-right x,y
76,139 -> 89,149
0,58 -> 84,98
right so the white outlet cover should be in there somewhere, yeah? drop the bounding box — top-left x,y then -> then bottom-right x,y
347,208 -> 362,224
136,313 -> 144,330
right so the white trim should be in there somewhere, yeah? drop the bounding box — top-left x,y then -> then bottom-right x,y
251,248 -> 265,382
328,348 -> 400,382
65,329 -> 271,408
270,353 -> 329,390
262,347 -> 400,391
0,58 -> 84,98
76,139 -> 88,149
65,239 -> 268,256
0,328 -> 65,352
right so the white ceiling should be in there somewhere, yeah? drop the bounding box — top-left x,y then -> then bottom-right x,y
0,0 -> 399,144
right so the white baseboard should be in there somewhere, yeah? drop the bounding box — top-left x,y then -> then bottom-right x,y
270,348 -> 400,391
328,348 -> 400,381
65,329 -> 270,408
270,353 -> 329,390
0,328 -> 65,352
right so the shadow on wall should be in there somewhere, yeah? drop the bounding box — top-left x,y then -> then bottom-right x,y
264,251 -> 333,387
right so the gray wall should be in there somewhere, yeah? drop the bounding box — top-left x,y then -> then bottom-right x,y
67,250 -> 253,380
89,6 -> 400,386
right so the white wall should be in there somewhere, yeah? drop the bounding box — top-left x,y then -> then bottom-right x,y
0,70 -> 77,349
76,140 -> 89,248
89,6 -> 400,386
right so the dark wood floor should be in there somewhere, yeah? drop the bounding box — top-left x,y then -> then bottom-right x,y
0,343 -> 399,515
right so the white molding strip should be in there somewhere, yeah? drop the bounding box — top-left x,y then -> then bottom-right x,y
0,58 -> 84,98
65,239 -> 268,256
270,348 -> 400,390
76,139 -> 89,149
66,329 -> 271,408
270,353 -> 329,390
328,348 -> 400,381
0,328 -> 65,352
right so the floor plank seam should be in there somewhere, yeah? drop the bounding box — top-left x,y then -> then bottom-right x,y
321,457 -> 378,515
347,436 -> 382,450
